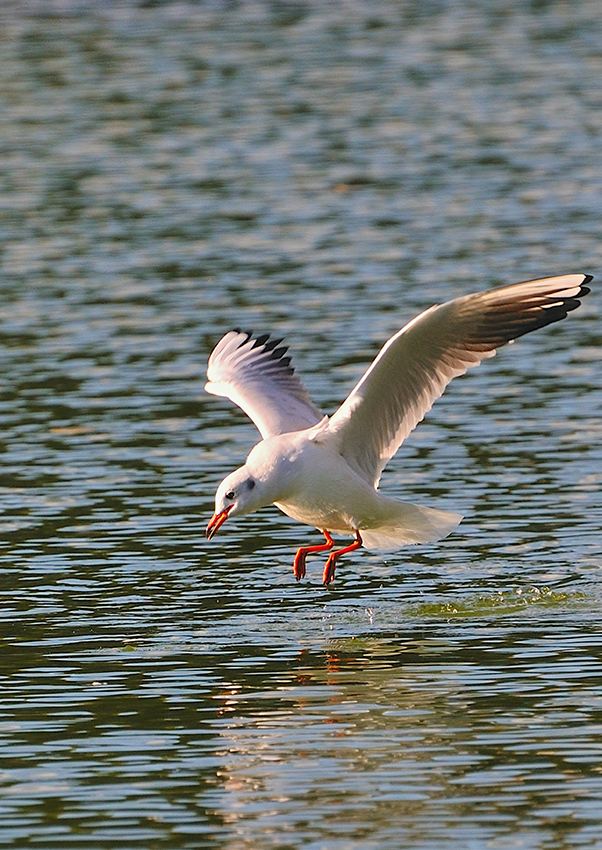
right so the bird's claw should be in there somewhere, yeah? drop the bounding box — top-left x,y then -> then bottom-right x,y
293,551 -> 307,581
322,556 -> 336,586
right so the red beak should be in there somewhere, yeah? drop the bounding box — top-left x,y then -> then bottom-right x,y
206,505 -> 232,540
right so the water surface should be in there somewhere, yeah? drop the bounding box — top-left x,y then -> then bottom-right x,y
1,2 -> 602,848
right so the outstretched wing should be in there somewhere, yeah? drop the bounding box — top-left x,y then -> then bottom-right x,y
325,273 -> 592,486
205,330 -> 323,438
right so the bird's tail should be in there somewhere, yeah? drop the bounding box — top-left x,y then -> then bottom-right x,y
360,499 -> 462,551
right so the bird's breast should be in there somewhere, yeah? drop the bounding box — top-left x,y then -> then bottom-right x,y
271,439 -> 381,533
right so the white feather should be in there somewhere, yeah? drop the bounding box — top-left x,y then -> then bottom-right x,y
205,330 -> 322,438
325,273 -> 591,485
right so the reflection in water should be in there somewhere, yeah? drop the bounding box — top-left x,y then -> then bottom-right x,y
1,0 -> 602,848
208,625 -> 602,849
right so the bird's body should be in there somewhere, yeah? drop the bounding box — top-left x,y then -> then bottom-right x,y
205,274 -> 591,583
250,428 -> 460,547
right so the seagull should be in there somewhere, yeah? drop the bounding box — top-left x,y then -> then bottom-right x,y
205,273 -> 591,584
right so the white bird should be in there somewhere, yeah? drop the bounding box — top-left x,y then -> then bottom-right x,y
205,273 -> 591,584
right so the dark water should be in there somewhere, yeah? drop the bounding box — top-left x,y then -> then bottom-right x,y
1,1 -> 602,847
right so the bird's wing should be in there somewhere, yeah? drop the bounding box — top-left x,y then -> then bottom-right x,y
325,274 -> 592,486
205,330 -> 323,438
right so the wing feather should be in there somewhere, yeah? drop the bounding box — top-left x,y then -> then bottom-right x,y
205,330 -> 323,438
325,274 -> 592,486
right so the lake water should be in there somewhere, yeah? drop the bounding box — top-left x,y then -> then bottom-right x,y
1,1 -> 602,848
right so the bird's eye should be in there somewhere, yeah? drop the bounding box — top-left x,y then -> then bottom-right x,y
225,490 -> 235,501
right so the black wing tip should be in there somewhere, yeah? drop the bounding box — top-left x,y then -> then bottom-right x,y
580,273 -> 594,296
229,329 -> 294,374
508,274 -> 593,339
547,272 -> 593,314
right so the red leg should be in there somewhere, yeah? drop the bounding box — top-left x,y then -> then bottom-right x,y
323,530 -> 363,586
293,530 -> 334,580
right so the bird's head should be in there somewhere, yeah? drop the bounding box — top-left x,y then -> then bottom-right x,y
206,466 -> 264,540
